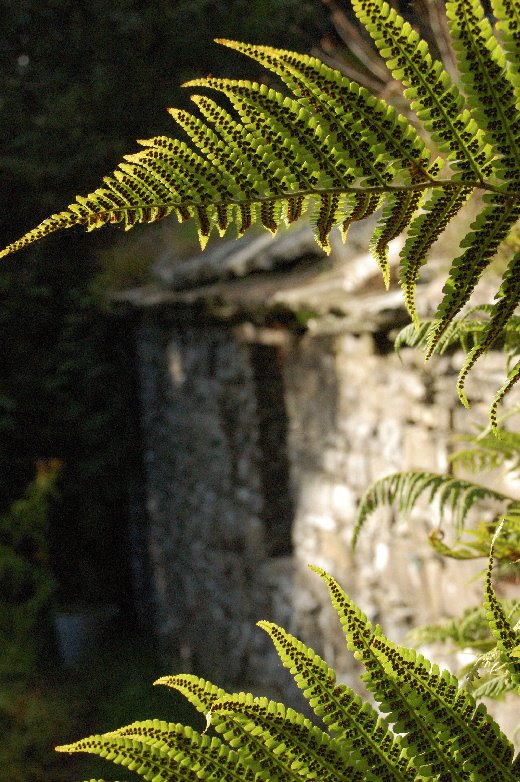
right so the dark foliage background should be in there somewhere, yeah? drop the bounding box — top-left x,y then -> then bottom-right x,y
0,4 -> 333,779
0,0 -> 329,608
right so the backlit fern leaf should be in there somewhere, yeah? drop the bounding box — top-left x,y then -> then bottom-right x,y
1,0 -> 520,407
425,196 -> 520,358
457,251 -> 520,406
484,526 -> 520,689
399,185 -> 473,327
449,404 -> 520,473
408,602 -> 520,699
56,724 -> 257,782
257,621 -> 414,782
154,675 -> 313,781
396,309 -> 520,426
492,0 -> 520,81
395,306 -> 520,356
310,566 -> 482,780
351,0 -> 493,178
211,694 -> 363,782
447,0 -> 520,181
370,634 -> 516,781
55,563 -> 518,782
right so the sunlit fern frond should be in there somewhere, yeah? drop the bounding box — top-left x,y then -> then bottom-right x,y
396,310 -> 520,425
2,0 -> 520,416
57,561 -> 518,782
484,525 -> 520,689
309,565 -> 476,779
370,632 -> 516,780
408,601 -> 520,699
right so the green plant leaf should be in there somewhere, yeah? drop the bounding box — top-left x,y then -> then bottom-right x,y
353,471 -> 513,549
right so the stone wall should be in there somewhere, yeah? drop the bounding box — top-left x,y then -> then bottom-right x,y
282,331 -> 513,677
135,306 -> 300,695
125,229 -> 519,724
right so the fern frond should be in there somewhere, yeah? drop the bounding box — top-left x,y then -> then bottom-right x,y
353,471 -> 513,550
491,358 -> 520,429
2,3 -> 520,413
457,251 -> 520,406
471,669 -> 517,699
214,40 -> 433,180
56,560 -> 520,782
426,196 -> 520,356
339,191 -> 382,241
257,621 -> 413,782
115,713 -> 302,782
370,634 -> 516,782
409,599 -> 520,701
396,309 -> 520,425
56,722 -> 259,782
447,0 -> 520,181
154,674 -> 306,780
351,0 -> 493,179
154,673 -> 226,717
450,405 -> 520,474
309,566 -> 475,780
370,189 -> 423,287
484,528 -> 520,689
491,0 -> 520,83
408,601 -> 520,652
427,516 -> 520,559
399,185 -> 473,326
395,306 -> 520,357
211,694 -> 364,782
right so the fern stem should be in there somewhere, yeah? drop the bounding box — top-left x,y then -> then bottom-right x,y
65,180 -> 517,214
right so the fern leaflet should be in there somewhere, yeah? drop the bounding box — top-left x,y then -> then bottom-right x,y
484,526 -> 520,689
353,471 -> 515,550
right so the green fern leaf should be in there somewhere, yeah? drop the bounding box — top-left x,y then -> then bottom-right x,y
426,196 -> 520,356
491,0 -> 520,83
115,713 -> 302,782
370,189 -> 423,288
399,185 -> 473,326
450,423 -> 520,475
257,620 -> 413,782
457,250 -> 520,406
396,310 -> 520,425
309,566 -> 475,780
1,3 -> 520,413
340,191 -> 382,241
351,0 -> 493,179
370,635 -> 516,782
471,670 -> 517,699
155,673 -> 226,717
408,601 -> 520,651
353,471 -> 512,549
56,723 -> 259,782
484,529 -> 520,689
447,0 -> 520,181
490,359 -> 520,429
55,561 -> 520,782
154,674 -> 304,779
215,40 -> 433,181
212,693 -> 364,782
395,305 -> 520,357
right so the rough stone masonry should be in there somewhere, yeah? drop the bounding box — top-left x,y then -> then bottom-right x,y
120,224 -> 519,732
